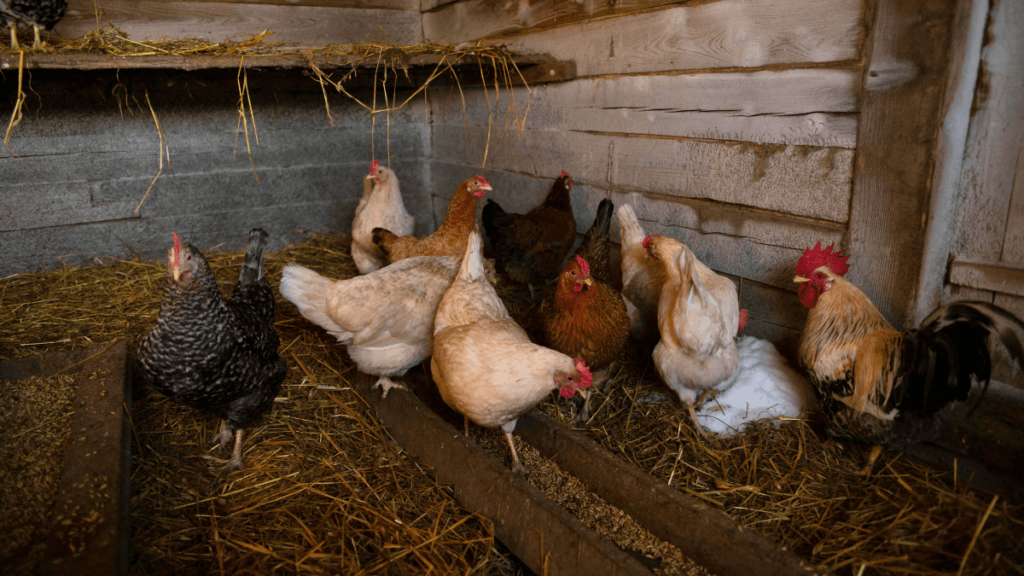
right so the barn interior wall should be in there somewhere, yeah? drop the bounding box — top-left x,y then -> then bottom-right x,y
0,70 -> 434,276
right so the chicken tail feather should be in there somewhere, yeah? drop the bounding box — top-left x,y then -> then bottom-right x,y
371,227 -> 398,256
238,228 -> 269,286
615,203 -> 645,247
481,198 -> 508,238
279,264 -> 346,335
458,231 -> 486,282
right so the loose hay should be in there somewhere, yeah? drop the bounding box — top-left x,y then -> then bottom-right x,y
2,234 -> 1022,575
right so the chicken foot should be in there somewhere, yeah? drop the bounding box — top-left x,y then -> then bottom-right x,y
856,445 -> 883,477
687,401 -> 710,440
206,426 -> 246,472
501,422 -> 528,475
374,376 -> 407,399
212,419 -> 234,450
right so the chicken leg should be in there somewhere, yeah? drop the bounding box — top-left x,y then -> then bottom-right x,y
501,421 -> 527,474
7,22 -> 19,50
212,419 -> 234,450
32,24 -> 41,49
687,401 -> 709,440
374,376 -> 407,399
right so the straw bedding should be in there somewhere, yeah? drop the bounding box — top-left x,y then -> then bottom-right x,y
1,232 -> 1021,575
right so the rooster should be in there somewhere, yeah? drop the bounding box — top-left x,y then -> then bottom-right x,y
539,199 -> 629,422
617,204 -> 667,349
795,242 -> 1024,448
280,255 -> 494,398
481,170 -> 576,299
136,229 -> 288,471
432,231 -> 592,473
1,0 -> 66,49
351,161 -> 415,275
647,235 -> 741,438
372,176 -> 491,264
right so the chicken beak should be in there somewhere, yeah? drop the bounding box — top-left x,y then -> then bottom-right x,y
793,276 -> 809,284
577,388 -> 589,399
583,278 -> 594,287
173,266 -> 181,283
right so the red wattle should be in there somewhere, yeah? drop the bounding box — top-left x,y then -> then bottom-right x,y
798,284 -> 819,309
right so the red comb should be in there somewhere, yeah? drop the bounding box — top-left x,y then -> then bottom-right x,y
475,175 -> 489,186
796,242 -> 850,277
369,160 -> 379,174
642,234 -> 660,249
560,170 -> 570,177
172,232 -> 182,267
738,309 -> 749,331
574,359 -> 593,389
575,255 -> 590,277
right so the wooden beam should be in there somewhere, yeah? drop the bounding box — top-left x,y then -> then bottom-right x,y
427,0 -> 865,76
948,260 -> 1024,298
844,0 -> 967,329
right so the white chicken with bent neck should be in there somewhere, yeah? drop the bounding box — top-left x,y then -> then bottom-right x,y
431,232 -> 592,474
351,161 -> 415,274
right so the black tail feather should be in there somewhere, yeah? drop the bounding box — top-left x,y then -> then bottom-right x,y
371,227 -> 394,255
481,199 -> 508,239
238,228 -> 269,286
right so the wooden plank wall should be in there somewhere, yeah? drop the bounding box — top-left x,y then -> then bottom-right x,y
0,70 -> 433,275
423,0 -> 866,358
944,0 -> 1024,387
51,0 -> 422,45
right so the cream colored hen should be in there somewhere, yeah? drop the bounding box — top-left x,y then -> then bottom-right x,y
351,161 -> 415,274
431,232 -> 592,473
648,235 -> 740,438
617,203 -> 667,348
280,254 -> 484,397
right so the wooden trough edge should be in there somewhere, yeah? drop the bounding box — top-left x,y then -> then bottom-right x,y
515,412 -> 820,576
353,371 -> 818,576
352,371 -> 654,576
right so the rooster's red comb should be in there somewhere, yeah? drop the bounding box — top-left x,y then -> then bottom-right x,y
474,175 -> 489,186
738,308 -> 749,331
575,255 -> 590,277
574,359 -> 593,389
369,160 -> 379,173
796,242 -> 850,277
172,232 -> 182,267
560,170 -> 570,177
642,234 -> 661,249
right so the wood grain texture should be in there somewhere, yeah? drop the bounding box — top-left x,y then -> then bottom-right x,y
81,0 -> 420,8
948,260 -> 1024,298
430,124 -> 853,222
431,69 -> 859,147
844,0 -> 964,329
54,0 -> 422,45
1000,129 -> 1024,266
950,0 -> 1024,263
428,0 -> 865,75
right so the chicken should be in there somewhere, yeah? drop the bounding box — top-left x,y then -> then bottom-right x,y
431,231 -> 593,473
481,170 -> 576,298
647,235 -> 740,438
372,176 -> 491,264
617,203 -> 667,348
351,161 -> 415,275
280,255 -> 494,397
795,242 -> 1024,449
1,0 -> 66,49
136,229 -> 287,471
539,198 -> 629,422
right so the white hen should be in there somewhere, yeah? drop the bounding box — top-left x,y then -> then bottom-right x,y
280,255 -> 462,397
351,161 -> 415,274
648,235 -> 740,438
431,232 -> 592,473
617,203 -> 667,348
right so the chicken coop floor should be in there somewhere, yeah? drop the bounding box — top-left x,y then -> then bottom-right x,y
1,231 -> 1021,575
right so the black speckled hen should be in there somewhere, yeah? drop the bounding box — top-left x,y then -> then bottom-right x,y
136,228 -> 287,471
0,0 -> 66,50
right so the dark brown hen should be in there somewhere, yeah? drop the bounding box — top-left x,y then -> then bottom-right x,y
136,228 -> 287,471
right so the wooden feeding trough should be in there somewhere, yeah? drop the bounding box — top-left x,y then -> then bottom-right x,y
0,341 -> 132,576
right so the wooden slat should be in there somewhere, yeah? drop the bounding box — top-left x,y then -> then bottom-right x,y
950,0 -> 1024,264
843,0 -> 965,329
432,69 -> 859,148
1000,134 -> 1024,266
123,0 -> 420,8
54,0 -> 422,46
427,0 -> 864,76
948,260 -> 1024,298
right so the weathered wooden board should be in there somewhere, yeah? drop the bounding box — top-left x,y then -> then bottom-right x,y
948,260 -> 1024,298
430,0 -> 865,76
430,125 -> 852,222
351,373 -> 656,576
1000,132 -> 1024,266
430,69 -> 860,148
129,0 -> 419,8
54,0 -> 422,45
844,0 -> 964,329
950,0 -> 1024,264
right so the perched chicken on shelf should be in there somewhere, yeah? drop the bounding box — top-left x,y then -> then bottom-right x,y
136,229 -> 287,471
647,235 -> 741,438
795,242 -> 1024,449
617,203 -> 667,349
280,255 -> 495,397
373,176 -> 491,264
432,231 -> 592,473
351,161 -> 415,275
539,199 -> 629,422
482,170 -> 576,298
1,0 -> 66,49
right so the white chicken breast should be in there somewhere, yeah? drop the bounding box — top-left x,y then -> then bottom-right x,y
648,236 -> 740,438
431,232 -> 592,473
351,161 -> 415,274
280,254 -> 467,396
617,203 -> 667,348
